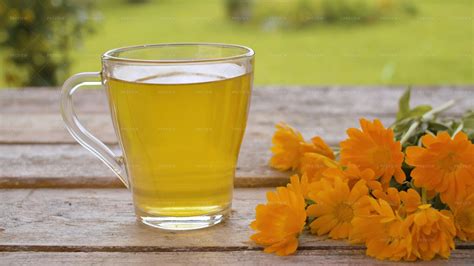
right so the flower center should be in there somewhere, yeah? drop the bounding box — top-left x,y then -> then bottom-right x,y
334,203 -> 354,222
438,152 -> 459,172
372,147 -> 392,168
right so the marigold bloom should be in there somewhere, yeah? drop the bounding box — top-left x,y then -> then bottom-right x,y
406,131 -> 474,205
447,192 -> 474,241
373,188 -> 421,217
311,136 -> 335,160
323,163 -> 381,190
287,174 -> 310,199
270,123 -> 334,171
340,119 -> 405,187
306,178 -> 370,239
373,187 -> 401,210
399,189 -> 422,215
405,204 -> 456,261
250,187 -> 306,256
300,153 -> 339,183
350,198 -> 411,261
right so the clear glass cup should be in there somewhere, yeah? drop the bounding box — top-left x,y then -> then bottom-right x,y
60,43 -> 254,230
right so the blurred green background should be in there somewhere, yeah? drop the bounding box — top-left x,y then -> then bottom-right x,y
0,0 -> 472,88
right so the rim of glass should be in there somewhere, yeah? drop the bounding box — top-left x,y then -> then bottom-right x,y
102,43 -> 254,64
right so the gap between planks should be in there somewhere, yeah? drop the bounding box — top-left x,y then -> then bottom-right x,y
1,244 -> 473,253
1,250 -> 472,265
0,245 -> 366,253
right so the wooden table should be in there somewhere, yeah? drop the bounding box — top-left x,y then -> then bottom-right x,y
1,86 -> 473,265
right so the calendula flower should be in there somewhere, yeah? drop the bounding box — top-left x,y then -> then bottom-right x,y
405,204 -> 456,261
373,188 -> 421,217
323,163 -> 381,190
270,123 -> 334,171
350,198 -> 411,261
399,189 -> 422,215
406,131 -> 474,206
310,136 -> 335,160
447,192 -> 474,241
306,178 -> 370,239
340,119 -> 406,187
250,187 -> 306,256
300,153 -> 339,183
287,174 -> 311,199
372,187 -> 401,210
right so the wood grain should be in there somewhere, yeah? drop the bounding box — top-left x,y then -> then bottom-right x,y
1,87 -> 472,144
0,188 -> 350,249
0,142 -> 288,188
1,87 -> 473,264
1,86 -> 473,188
1,86 -> 472,114
0,187 -> 472,266
1,250 -> 473,265
0,188 -> 472,251
0,113 -> 389,144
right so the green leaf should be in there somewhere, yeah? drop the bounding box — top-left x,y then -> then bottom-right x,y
402,105 -> 432,120
463,117 -> 474,129
395,87 -> 432,122
461,112 -> 474,142
397,87 -> 411,121
427,121 -> 450,132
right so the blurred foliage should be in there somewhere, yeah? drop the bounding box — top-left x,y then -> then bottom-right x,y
392,88 -> 474,149
226,0 -> 417,29
225,0 -> 253,22
0,0 -> 99,86
126,0 -> 150,4
390,88 -> 473,196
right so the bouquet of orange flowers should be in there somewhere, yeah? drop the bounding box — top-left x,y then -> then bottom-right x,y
250,89 -> 474,261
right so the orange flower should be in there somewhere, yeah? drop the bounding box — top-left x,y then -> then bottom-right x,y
250,186 -> 306,256
350,198 -> 411,261
447,191 -> 474,241
399,189 -> 422,216
406,131 -> 474,205
311,136 -> 335,160
300,153 -> 339,183
372,187 -> 401,210
306,178 -> 370,239
270,123 -> 334,171
323,163 -> 381,191
405,204 -> 456,261
373,188 -> 421,217
340,119 -> 405,187
287,174 -> 311,199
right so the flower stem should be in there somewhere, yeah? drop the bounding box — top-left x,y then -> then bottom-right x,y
421,188 -> 427,204
421,99 -> 456,122
400,121 -> 420,145
452,122 -> 464,138
399,99 -> 456,145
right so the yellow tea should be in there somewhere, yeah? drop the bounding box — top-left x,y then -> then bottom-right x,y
106,71 -> 252,218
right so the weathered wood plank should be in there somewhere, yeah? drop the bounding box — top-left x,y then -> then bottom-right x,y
1,88 -> 473,187
0,113 -> 388,144
0,114 -> 394,188
0,188 -> 346,249
0,142 -> 288,188
1,250 -> 473,265
1,87 -> 472,144
1,86 -> 472,114
0,188 -> 472,250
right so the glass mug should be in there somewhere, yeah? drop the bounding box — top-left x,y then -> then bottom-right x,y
60,43 -> 254,230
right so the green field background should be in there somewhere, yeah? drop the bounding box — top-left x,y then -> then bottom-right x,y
0,0 -> 472,86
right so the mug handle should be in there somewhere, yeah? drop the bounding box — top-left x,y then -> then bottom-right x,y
60,72 -> 129,188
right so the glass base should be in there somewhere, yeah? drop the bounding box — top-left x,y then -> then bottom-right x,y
137,208 -> 229,231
